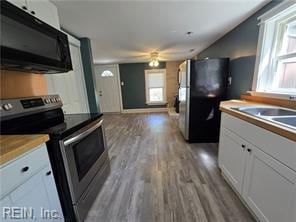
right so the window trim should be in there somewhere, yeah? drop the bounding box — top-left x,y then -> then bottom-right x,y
144,69 -> 167,105
252,1 -> 296,100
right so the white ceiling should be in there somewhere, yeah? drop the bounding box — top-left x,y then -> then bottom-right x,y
52,0 -> 269,64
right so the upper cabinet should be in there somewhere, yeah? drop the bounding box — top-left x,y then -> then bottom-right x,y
7,0 -> 60,29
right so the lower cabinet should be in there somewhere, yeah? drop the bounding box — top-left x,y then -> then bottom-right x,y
0,144 -> 63,221
3,167 -> 63,222
218,128 -> 247,193
243,147 -> 296,222
219,113 -> 296,222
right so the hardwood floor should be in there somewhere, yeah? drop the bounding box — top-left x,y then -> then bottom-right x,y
86,113 -> 254,222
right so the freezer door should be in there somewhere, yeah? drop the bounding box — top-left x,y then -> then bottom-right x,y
178,60 -> 190,140
190,58 -> 229,97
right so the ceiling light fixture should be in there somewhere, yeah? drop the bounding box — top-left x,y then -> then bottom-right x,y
149,52 -> 159,67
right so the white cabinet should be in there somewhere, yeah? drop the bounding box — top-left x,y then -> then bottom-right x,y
0,144 -> 63,221
46,35 -> 89,114
243,146 -> 296,222
7,0 -> 60,29
8,167 -> 63,221
219,112 -> 296,222
218,128 -> 247,194
6,0 -> 26,10
26,0 -> 60,29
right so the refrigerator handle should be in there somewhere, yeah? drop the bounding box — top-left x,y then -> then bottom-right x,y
228,76 -> 232,86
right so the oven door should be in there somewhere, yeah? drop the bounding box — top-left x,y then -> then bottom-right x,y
59,118 -> 107,203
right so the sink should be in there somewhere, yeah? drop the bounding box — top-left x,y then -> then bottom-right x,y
233,107 -> 296,117
271,117 -> 296,129
231,106 -> 296,130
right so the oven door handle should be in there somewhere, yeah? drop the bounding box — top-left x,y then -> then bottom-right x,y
63,119 -> 103,146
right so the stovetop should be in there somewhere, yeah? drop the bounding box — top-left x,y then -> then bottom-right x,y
0,108 -> 103,139
43,113 -> 103,138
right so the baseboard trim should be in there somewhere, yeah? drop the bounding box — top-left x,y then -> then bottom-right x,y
122,108 -> 168,114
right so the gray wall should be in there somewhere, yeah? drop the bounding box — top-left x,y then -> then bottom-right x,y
80,38 -> 100,113
197,1 -> 281,99
119,62 -> 166,109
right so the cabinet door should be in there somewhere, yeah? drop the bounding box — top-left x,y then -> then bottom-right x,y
218,127 -> 247,194
41,167 -> 63,218
0,196 -> 14,222
26,0 -> 60,29
243,146 -> 296,222
6,0 -> 27,10
8,168 -> 64,221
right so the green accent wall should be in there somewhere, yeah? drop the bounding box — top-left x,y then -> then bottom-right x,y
197,1 -> 281,99
80,38 -> 100,113
119,62 -> 166,109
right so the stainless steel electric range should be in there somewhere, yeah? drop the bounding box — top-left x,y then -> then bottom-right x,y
0,95 -> 110,222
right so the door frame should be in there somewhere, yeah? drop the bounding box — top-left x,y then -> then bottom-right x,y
94,64 -> 123,113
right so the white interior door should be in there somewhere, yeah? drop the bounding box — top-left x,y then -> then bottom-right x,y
94,65 -> 122,113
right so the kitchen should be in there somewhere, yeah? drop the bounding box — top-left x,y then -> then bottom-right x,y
0,0 -> 295,222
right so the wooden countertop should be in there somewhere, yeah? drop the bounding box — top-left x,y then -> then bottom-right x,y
220,100 -> 296,142
0,135 -> 49,165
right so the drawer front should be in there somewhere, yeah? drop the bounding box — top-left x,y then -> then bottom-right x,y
0,144 -> 50,198
221,113 -> 296,171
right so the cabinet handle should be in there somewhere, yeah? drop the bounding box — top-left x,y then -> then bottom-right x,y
241,144 -> 246,149
21,166 -> 29,172
31,10 -> 35,15
247,148 -> 252,153
22,6 -> 27,10
46,171 -> 52,176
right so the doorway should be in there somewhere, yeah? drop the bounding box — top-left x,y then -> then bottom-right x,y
94,65 -> 122,113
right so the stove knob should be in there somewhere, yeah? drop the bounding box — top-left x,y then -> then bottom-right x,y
50,98 -> 55,103
3,103 -> 13,111
44,99 -> 50,104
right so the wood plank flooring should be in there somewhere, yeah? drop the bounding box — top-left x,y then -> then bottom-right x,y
86,113 -> 254,222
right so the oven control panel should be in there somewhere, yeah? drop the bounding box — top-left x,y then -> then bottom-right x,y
0,95 -> 63,121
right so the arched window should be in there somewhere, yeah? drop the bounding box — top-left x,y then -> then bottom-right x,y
101,70 -> 114,77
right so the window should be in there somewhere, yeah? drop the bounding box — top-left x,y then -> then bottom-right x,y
254,2 -> 296,97
101,70 -> 114,77
145,69 -> 166,105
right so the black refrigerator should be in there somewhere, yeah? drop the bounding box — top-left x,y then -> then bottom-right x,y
178,58 -> 229,143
